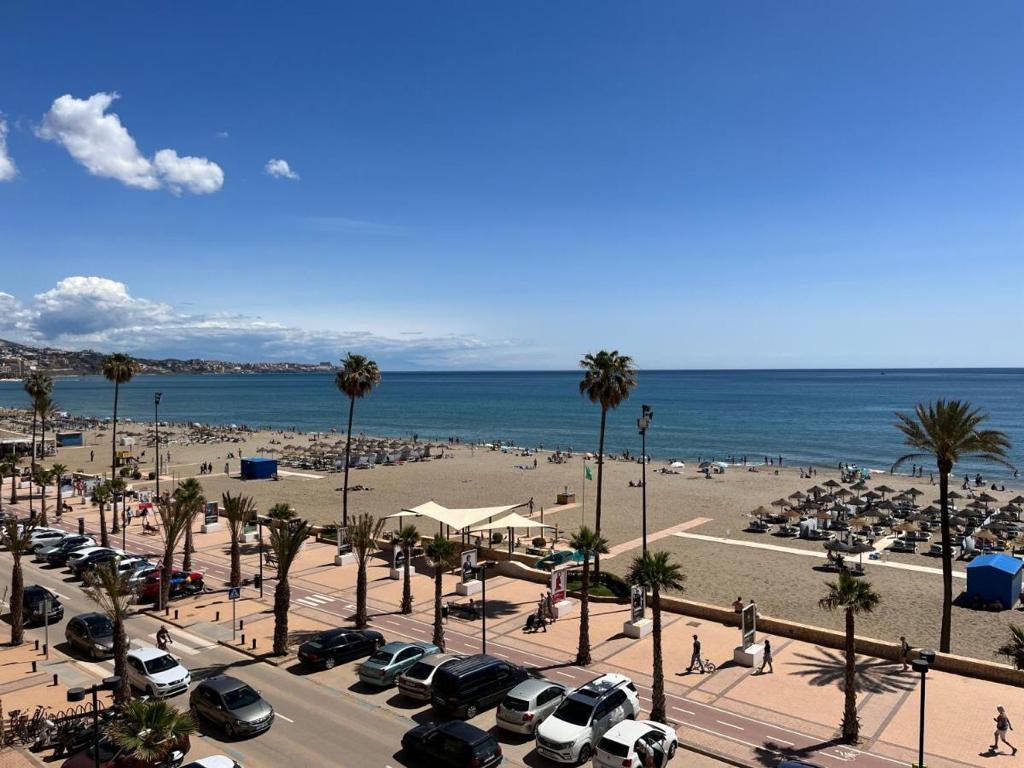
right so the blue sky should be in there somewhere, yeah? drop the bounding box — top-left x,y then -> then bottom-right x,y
1,1 -> 1022,369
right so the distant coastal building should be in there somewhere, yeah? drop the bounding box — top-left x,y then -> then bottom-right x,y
0,356 -> 23,378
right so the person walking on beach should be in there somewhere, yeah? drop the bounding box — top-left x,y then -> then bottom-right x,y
899,635 -> 912,672
686,634 -> 706,674
757,638 -> 774,674
992,706 -> 1017,755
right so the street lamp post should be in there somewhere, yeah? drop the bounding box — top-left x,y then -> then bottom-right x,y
67,675 -> 121,768
637,405 -> 653,557
911,649 -> 936,768
154,392 -> 162,500
475,560 -> 496,654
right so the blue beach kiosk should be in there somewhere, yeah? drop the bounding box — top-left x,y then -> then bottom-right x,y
240,457 -> 278,480
966,553 -> 1023,610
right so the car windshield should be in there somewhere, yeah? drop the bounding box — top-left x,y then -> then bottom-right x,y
404,661 -> 434,681
143,654 -> 179,674
554,698 -> 595,726
304,638 -> 324,650
23,587 -> 47,604
369,650 -> 394,665
597,737 -> 629,757
222,685 -> 261,710
84,616 -> 113,635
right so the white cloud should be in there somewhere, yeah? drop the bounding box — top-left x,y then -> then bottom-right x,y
215,131 -> 229,139
0,118 -> 18,181
36,92 -> 223,194
0,276 -> 502,369
265,158 -> 299,180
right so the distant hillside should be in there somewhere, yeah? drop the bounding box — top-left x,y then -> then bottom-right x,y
0,338 -> 336,377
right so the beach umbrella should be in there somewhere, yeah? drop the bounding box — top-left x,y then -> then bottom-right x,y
1010,496 -> 1024,505
784,509 -> 803,520
1001,504 -> 1022,517
974,529 -> 998,543
835,488 -> 853,499
824,539 -> 852,553
670,461 -> 686,468
823,479 -> 842,489
906,487 -> 924,497
789,491 -> 807,501
977,492 -> 998,506
875,500 -> 897,512
864,490 -> 882,500
849,516 -> 870,528
750,505 -> 773,519
948,491 -> 965,500
807,485 -> 825,496
875,485 -> 895,498
772,498 -> 790,510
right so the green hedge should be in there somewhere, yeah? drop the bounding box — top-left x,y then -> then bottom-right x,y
566,570 -> 632,600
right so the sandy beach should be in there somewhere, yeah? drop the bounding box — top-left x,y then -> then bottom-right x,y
6,407 -> 1024,663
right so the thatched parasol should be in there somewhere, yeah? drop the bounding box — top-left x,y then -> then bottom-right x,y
772,498 -> 790,510
823,479 -> 842,489
974,529 -> 998,543
789,491 -> 807,501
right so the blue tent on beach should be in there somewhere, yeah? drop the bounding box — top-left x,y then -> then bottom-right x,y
240,457 -> 277,480
966,553 -> 1023,610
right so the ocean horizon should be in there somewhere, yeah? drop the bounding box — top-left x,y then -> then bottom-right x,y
2,368 -> 1022,479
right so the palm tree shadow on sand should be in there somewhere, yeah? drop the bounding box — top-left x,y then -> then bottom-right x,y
789,647 -> 918,695
752,738 -> 851,767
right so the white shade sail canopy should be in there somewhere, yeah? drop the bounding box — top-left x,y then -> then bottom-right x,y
388,500 -> 525,531
470,512 -> 553,531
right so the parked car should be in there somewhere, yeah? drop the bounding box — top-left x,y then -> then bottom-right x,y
126,648 -> 191,697
27,527 -> 67,552
181,758 -> 242,768
40,535 -> 96,564
296,628 -> 384,670
594,719 -> 678,768
126,560 -> 159,587
535,673 -> 641,764
22,584 -> 64,626
140,569 -> 205,601
189,675 -> 274,738
397,652 -> 463,701
358,640 -> 440,687
69,547 -> 126,578
496,679 -> 568,734
431,654 -> 530,719
65,612 -> 115,659
401,721 -> 502,768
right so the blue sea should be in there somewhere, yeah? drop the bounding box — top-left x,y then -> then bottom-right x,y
1,370 -> 1022,478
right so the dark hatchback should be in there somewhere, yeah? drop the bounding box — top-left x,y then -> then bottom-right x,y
189,675 -> 274,738
401,721 -> 502,768
23,585 -> 63,626
45,537 -> 94,566
431,654 -> 530,720
297,628 -> 384,670
65,612 -> 115,660
71,549 -> 124,579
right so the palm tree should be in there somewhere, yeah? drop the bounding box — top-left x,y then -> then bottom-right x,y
23,372 -> 53,517
51,462 -> 68,520
819,570 -> 880,743
83,561 -> 133,702
0,457 -> 11,515
3,517 -> 35,645
173,478 -> 205,572
107,698 -> 195,766
571,526 -> 610,665
268,502 -> 295,521
34,393 -> 56,524
268,518 -> 313,655
108,476 -> 126,534
5,452 -> 19,504
222,492 -> 256,588
154,490 -> 196,610
33,467 -> 54,527
397,524 -> 419,615
997,625 -> 1024,671
425,536 -> 459,650
102,353 -> 136,539
350,513 -> 386,628
91,481 -> 113,548
579,350 -> 637,576
627,551 -> 684,723
893,400 -> 1013,652
334,354 -> 381,531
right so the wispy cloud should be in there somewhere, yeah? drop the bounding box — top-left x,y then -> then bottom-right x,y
265,158 -> 299,180
0,117 -> 17,181
302,216 -> 397,234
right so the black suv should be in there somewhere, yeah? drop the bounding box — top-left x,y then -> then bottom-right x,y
402,721 -> 502,768
23,585 -> 63,626
297,628 -> 384,670
431,654 -> 529,719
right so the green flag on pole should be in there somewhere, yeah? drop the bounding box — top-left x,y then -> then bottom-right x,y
585,464 -> 593,481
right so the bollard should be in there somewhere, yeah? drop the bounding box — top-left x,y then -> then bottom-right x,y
34,639 -> 39,651
42,644 -> 47,656
52,673 -> 58,686
174,609 -> 179,620
164,606 -> 170,616
215,611 -> 220,622
251,638 -> 256,650
239,619 -> 244,631
240,633 -> 245,646
31,661 -> 37,673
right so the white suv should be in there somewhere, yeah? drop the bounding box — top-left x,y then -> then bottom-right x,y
126,648 -> 191,697
535,673 -> 640,764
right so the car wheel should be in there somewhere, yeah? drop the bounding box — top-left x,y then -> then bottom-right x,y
668,741 -> 677,759
324,657 -> 336,670
146,686 -> 155,697
465,703 -> 478,719
189,706 -> 201,723
577,744 -> 591,765
225,722 -> 236,738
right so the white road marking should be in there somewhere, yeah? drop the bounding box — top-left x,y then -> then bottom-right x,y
672,706 -> 695,715
275,712 -> 295,723
716,720 -> 744,731
554,671 -> 575,678
491,652 -> 509,659
769,736 -> 796,746
311,594 -> 335,601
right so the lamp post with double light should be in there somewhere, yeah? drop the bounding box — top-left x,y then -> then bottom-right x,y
67,675 -> 122,768
637,405 -> 653,556
911,648 -> 936,768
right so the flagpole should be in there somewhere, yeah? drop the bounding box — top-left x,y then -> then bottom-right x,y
581,459 -> 586,528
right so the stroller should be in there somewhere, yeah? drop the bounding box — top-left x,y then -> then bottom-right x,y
523,610 -> 548,633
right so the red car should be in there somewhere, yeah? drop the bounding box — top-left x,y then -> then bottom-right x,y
140,569 -> 205,601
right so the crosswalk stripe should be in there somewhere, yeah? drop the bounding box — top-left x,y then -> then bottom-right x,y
311,594 -> 335,602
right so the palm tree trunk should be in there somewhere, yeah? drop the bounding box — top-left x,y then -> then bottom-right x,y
433,569 -> 445,650
273,576 -> 290,655
230,536 -> 241,588
113,620 -> 129,703
183,525 -> 194,571
10,556 -> 24,645
55,482 -> 62,524
842,608 -> 859,743
9,465 -> 16,504
160,549 -> 173,610
576,559 -> 592,665
38,414 -> 47,526
342,396 -> 355,528
401,549 -> 413,614
938,464 -> 953,653
594,408 -> 607,577
98,501 -> 109,548
111,382 -> 120,535
650,585 -> 666,722
355,559 -> 368,627
28,411 -> 36,517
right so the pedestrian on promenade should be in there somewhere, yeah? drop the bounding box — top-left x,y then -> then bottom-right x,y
686,634 -> 706,674
899,636 -> 912,672
992,706 -> 1017,755
544,591 -> 555,622
732,596 -> 744,613
756,638 -> 773,674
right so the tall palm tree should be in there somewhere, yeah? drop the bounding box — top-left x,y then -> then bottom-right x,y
334,354 -> 381,532
91,481 -> 113,548
3,517 -> 35,645
102,353 -> 136,539
397,524 -> 419,615
155,490 -> 197,610
33,467 -> 54,527
23,372 -> 53,517
571,525 -> 609,665
893,400 -> 1013,652
0,457 -> 11,515
107,698 -> 195,766
268,518 -> 313,655
350,513 -> 386,628
627,551 -> 684,723
50,462 -> 68,520
579,350 -> 637,576
425,536 -> 459,650
108,476 -> 126,535
819,570 -> 880,744
174,477 -> 205,572
5,452 -> 19,504
34,393 -> 56,523
83,561 -> 133,702
222,492 -> 256,588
